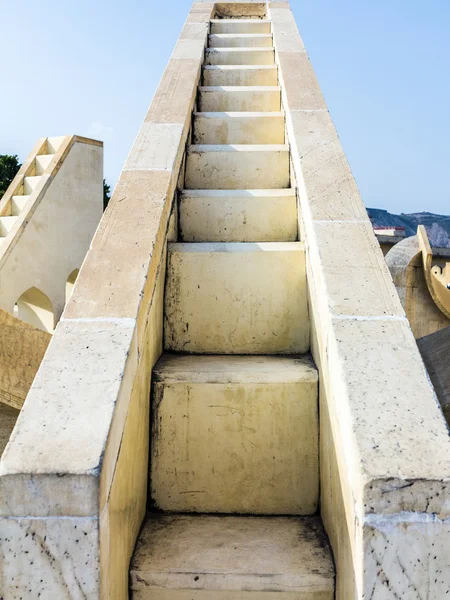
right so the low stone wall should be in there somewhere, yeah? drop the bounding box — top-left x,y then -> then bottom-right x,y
0,3 -> 212,598
269,2 -> 450,598
0,308 -> 51,410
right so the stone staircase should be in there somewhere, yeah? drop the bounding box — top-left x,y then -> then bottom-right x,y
0,136 -> 65,247
130,17 -> 335,599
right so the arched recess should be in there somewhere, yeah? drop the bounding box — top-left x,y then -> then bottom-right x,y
66,268 -> 79,304
14,287 -> 55,333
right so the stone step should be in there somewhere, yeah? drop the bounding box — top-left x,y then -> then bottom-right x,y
150,354 -> 319,514
46,136 -> 65,154
203,65 -> 278,86
23,176 -> 42,195
205,47 -> 275,65
164,242 -> 309,354
11,195 -> 30,216
209,33 -> 273,48
210,18 -> 272,34
0,216 -> 17,237
35,154 -> 53,175
193,112 -> 285,144
130,515 -> 334,599
179,189 -> 297,242
185,145 -> 290,190
198,86 -> 281,112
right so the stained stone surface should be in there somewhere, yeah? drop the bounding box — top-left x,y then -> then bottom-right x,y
0,515 -> 100,598
130,515 -> 334,598
0,403 -> 19,457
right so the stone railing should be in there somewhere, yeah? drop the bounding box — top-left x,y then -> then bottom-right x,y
269,2 -> 450,598
0,3 -> 212,598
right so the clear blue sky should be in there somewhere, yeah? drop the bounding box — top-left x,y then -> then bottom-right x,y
1,0 -> 449,215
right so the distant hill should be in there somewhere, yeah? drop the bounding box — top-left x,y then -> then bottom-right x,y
367,208 -> 450,248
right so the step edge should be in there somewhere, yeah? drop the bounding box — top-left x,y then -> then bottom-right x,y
209,33 -> 273,38
199,85 -> 281,91
210,19 -> 272,23
203,65 -> 277,70
206,47 -> 274,51
179,188 -> 295,198
168,241 -> 305,252
129,572 -> 334,593
193,111 -> 284,118
187,144 -> 289,152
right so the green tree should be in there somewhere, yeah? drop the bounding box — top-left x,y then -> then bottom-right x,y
0,155 -> 21,199
103,179 -> 111,210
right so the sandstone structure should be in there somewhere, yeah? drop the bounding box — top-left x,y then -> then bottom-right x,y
387,225 -> 450,339
1,3 -> 449,599
0,135 -> 102,459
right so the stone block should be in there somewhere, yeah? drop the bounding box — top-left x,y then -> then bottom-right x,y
164,242 -> 309,354
151,354 -> 319,514
185,144 -> 290,189
179,189 -> 297,242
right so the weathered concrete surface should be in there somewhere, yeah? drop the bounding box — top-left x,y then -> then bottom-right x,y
0,308 -> 51,410
164,242 -> 309,354
151,354 -> 319,514
417,325 -> 450,425
130,515 -> 334,599
179,189 -> 297,242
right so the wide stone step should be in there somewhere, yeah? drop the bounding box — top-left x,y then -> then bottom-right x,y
210,18 -> 272,34
164,242 -> 309,354
198,86 -> 281,112
179,189 -> 297,242
203,65 -> 278,86
185,145 -> 290,190
151,354 -> 319,514
209,33 -> 273,47
193,112 -> 285,144
130,515 -> 334,599
205,47 -> 275,65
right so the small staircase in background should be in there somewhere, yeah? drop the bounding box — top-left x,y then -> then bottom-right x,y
0,137 -> 64,247
130,17 -> 335,599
